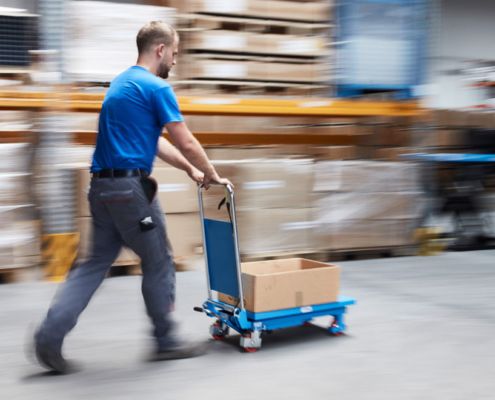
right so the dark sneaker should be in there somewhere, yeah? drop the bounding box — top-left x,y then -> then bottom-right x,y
35,345 -> 77,374
150,340 -> 209,362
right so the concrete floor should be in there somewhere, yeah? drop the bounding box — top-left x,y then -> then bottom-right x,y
1,250 -> 495,400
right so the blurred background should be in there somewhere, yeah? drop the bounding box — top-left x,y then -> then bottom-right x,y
0,0 -> 494,282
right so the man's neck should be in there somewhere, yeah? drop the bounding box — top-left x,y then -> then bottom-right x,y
136,58 -> 158,76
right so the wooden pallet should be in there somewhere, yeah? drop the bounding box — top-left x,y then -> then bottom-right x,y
173,80 -> 331,98
0,266 -> 41,284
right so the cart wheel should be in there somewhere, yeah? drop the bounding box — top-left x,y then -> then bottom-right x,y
330,319 -> 344,336
212,322 -> 226,340
303,322 -> 311,326
243,333 -> 259,353
244,347 -> 259,353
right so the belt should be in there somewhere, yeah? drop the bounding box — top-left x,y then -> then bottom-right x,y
92,169 -> 149,178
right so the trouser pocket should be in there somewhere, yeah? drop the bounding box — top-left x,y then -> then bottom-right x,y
140,177 -> 157,205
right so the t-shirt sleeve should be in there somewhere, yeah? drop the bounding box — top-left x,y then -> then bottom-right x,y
151,86 -> 184,126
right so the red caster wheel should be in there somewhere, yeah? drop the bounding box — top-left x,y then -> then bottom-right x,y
211,322 -> 226,340
243,334 -> 259,352
330,319 -> 344,336
303,322 -> 311,326
244,347 -> 259,353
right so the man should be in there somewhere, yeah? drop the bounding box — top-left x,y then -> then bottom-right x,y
34,21 -> 232,373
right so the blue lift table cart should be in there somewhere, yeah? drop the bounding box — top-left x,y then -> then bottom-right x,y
194,183 -> 356,352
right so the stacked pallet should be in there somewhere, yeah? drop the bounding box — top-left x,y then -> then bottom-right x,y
0,142 -> 40,282
165,0 -> 333,97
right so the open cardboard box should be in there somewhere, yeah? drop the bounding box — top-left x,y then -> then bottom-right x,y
217,258 -> 340,313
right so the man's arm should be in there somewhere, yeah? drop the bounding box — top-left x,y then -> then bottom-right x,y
156,136 -> 203,184
164,121 -> 233,189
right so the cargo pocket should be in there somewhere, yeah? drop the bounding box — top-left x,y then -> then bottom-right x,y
100,189 -> 138,227
100,190 -> 134,204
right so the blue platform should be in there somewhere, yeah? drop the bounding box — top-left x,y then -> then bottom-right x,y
403,153 -> 495,163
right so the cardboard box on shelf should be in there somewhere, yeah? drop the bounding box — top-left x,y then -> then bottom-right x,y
166,213 -> 203,258
189,59 -> 326,83
436,129 -> 467,148
314,192 -> 421,223
205,146 -> 279,160
230,160 -> 314,209
310,146 -> 357,160
217,258 -> 340,313
201,160 -> 302,211
236,207 -> 315,254
151,167 -> 200,213
374,147 -> 415,161
315,218 -> 416,250
313,161 -> 420,193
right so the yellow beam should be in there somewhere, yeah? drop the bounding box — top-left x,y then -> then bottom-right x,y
0,91 -> 422,117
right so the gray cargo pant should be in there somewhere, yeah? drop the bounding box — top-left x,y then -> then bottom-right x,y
36,174 -> 177,351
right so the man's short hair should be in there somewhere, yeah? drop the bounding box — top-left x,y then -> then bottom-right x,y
136,21 -> 178,54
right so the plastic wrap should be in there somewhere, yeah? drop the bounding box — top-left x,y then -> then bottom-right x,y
64,1 -> 176,82
236,208 -> 315,254
313,161 -> 420,192
315,219 -> 416,250
0,143 -> 31,173
313,192 -> 424,224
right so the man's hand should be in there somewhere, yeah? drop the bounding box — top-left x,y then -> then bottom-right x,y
203,171 -> 234,190
187,167 -> 204,185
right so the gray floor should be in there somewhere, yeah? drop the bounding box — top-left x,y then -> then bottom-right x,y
1,251 -> 495,400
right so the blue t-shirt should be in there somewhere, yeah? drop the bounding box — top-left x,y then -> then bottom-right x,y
91,66 -> 183,174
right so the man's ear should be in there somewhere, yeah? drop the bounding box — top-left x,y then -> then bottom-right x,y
157,44 -> 165,58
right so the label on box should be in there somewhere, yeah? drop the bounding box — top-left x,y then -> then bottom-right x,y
278,39 -> 322,54
300,306 -> 313,313
158,184 -> 190,192
205,0 -> 247,13
203,35 -> 247,50
204,64 -> 247,78
243,180 -> 285,190
281,221 -> 319,231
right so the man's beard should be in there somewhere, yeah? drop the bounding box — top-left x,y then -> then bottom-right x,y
158,64 -> 170,79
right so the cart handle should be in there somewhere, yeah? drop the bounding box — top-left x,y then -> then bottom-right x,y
197,182 -> 245,312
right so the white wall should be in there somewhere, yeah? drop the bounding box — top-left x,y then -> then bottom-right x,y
425,0 -> 495,109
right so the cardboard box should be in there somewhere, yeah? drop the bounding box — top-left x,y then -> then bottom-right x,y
310,146 -> 357,160
314,192 -> 421,222
436,129 -> 467,148
151,167 -> 199,213
232,160 -> 314,208
205,146 -> 279,160
0,173 -> 30,206
374,147 -> 415,161
217,258 -> 340,313
202,160 -> 312,211
188,31 -> 327,57
166,213 -> 203,257
315,218 -> 416,250
313,161 -> 420,192
190,59 -> 326,83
